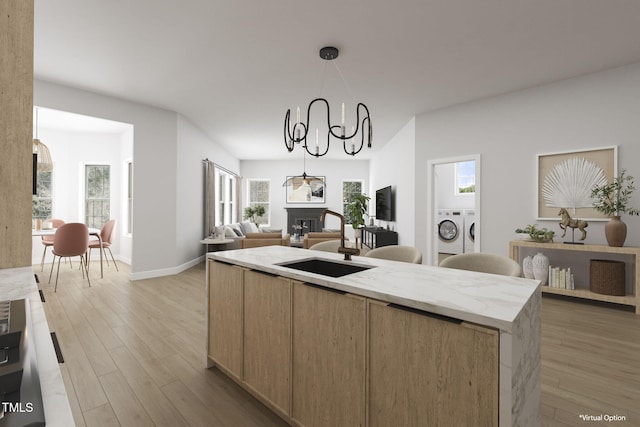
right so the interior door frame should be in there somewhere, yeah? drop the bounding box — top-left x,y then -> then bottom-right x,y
426,154 -> 481,266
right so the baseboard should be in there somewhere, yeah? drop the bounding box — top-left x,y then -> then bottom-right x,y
130,255 -> 205,281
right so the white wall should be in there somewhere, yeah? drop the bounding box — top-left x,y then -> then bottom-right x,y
369,118 -> 416,245
34,80 -> 233,278
415,62 -> 640,257
176,114 -> 240,267
119,126 -> 134,264
240,157 -> 369,239
435,163 -> 475,211
31,126 -> 131,265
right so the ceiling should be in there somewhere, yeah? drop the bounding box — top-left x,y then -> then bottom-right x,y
35,107 -> 132,134
34,0 -> 640,160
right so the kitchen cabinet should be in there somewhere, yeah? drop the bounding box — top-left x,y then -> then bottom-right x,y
243,270 -> 291,415
291,283 -> 366,427
207,246 -> 540,427
207,261 -> 244,379
368,300 -> 499,426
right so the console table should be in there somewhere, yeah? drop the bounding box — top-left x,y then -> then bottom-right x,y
509,240 -> 640,314
363,227 -> 398,249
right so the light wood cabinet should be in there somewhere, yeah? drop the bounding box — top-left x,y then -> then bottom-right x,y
368,300 -> 499,427
509,240 -> 640,314
208,261 -> 244,379
243,270 -> 291,416
207,259 -> 502,426
291,283 -> 366,427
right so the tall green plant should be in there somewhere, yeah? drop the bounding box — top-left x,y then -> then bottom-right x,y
591,169 -> 640,216
344,193 -> 370,229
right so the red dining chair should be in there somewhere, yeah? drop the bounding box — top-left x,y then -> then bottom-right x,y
88,219 -> 118,271
40,218 -> 65,271
48,223 -> 91,292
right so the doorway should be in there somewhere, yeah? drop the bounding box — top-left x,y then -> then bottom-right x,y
426,155 -> 481,266
31,106 -> 133,265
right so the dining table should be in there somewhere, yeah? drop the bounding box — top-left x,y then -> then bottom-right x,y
32,227 -> 105,278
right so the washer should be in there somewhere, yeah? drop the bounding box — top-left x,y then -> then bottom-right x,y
437,210 -> 464,254
463,209 -> 476,253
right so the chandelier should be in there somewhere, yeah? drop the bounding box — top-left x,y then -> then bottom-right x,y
284,46 -> 372,157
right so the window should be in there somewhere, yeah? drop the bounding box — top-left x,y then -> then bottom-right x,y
247,179 -> 270,225
85,164 -> 110,228
215,168 -> 237,226
455,161 -> 475,194
342,180 -> 364,224
32,169 -> 53,220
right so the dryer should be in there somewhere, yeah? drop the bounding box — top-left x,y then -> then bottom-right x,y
437,210 -> 464,254
463,209 -> 476,253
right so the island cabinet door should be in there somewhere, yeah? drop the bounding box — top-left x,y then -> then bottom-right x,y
208,260 -> 244,379
291,282 -> 367,427
368,300 -> 499,427
243,270 -> 292,416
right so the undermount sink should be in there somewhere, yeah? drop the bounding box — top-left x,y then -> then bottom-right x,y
277,258 -> 373,278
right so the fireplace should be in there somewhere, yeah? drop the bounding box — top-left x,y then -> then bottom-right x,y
285,208 -> 326,236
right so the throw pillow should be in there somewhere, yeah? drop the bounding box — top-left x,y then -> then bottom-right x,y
240,221 -> 259,235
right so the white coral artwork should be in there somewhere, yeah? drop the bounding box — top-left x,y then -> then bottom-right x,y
542,157 -> 607,212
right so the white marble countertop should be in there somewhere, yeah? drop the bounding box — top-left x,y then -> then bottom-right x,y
208,246 -> 540,333
0,266 -> 74,427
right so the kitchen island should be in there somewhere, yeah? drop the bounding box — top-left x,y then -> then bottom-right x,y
206,246 -> 540,426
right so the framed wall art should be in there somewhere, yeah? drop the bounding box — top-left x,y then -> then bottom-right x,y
537,146 -> 617,220
286,176 -> 325,204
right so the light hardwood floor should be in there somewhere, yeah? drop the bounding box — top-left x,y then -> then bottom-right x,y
38,260 -> 287,427
37,260 -> 640,426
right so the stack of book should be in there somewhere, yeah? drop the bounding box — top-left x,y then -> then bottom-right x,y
548,266 -> 574,289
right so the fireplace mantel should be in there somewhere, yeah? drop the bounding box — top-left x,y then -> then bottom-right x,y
285,207 -> 327,236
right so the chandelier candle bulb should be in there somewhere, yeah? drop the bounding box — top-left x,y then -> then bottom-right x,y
351,125 -> 355,153
341,102 -> 345,125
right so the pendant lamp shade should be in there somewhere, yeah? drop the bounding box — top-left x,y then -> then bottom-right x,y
32,138 -> 53,172
33,108 -> 53,172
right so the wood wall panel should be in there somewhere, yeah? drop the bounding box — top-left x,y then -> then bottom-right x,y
0,0 -> 34,268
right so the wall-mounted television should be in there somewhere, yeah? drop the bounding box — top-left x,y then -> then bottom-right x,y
375,185 -> 394,221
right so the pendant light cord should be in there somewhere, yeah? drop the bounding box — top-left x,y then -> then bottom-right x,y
332,61 -> 357,105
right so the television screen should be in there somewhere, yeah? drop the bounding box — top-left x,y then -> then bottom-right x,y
33,153 -> 37,195
375,186 -> 393,221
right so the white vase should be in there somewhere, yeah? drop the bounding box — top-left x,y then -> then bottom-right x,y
522,255 -> 534,279
532,252 -> 549,285
354,228 -> 363,239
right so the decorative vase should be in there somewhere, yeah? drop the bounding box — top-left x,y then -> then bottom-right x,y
354,228 -> 363,239
604,215 -> 627,247
522,255 -> 534,279
532,252 -> 549,285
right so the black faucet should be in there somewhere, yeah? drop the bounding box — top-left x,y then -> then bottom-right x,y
320,209 -> 360,261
